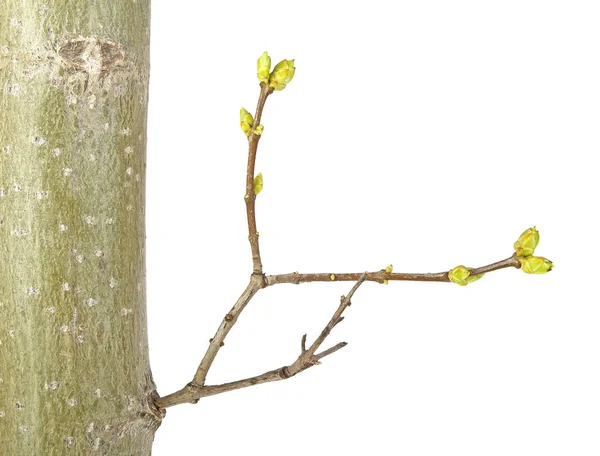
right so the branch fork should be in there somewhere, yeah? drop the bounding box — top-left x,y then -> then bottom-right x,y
155,274 -> 365,409
283,273 -> 365,379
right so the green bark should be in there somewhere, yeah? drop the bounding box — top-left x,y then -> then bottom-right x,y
0,1 -> 161,453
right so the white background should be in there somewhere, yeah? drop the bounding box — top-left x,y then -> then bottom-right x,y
147,1 -> 599,455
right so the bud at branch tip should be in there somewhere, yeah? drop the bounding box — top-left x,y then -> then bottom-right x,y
519,256 -> 553,274
269,59 -> 296,91
257,52 -> 271,84
514,226 -> 540,257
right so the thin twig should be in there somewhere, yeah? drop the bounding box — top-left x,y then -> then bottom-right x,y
192,276 -> 263,387
265,255 -> 521,286
155,275 -> 367,409
190,84 -> 273,388
245,82 -> 273,275
283,273 -> 366,377
314,342 -> 348,362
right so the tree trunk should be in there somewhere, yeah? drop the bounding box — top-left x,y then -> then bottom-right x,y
0,1 -> 161,453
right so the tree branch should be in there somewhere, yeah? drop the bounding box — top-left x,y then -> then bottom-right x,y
192,275 -> 264,387
245,82 -> 273,275
157,254 -> 520,408
153,59 -> 544,415
265,255 -> 521,286
155,275 -> 366,409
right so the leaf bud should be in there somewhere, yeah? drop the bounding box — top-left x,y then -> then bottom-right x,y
257,52 -> 271,84
519,256 -> 554,274
240,108 -> 254,136
448,265 -> 484,286
254,172 -> 263,195
514,226 -> 540,257
269,59 -> 295,91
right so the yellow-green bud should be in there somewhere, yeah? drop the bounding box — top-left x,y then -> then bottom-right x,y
382,265 -> 393,285
240,108 -> 254,136
448,265 -> 470,286
254,124 -> 264,136
448,265 -> 484,286
257,52 -> 271,84
519,256 -> 553,274
514,226 -> 540,257
269,59 -> 295,91
254,172 -> 263,195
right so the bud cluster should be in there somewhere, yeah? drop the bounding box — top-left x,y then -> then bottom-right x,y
240,53 -> 296,137
256,51 -> 296,91
513,227 -> 553,274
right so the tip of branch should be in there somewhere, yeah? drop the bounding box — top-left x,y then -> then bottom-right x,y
333,316 -> 345,328
314,341 -> 348,361
345,273 -> 367,301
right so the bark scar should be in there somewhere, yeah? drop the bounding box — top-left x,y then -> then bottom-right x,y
58,37 -> 124,74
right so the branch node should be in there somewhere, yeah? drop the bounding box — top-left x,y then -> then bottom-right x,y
250,272 -> 267,288
185,381 -> 202,402
279,367 -> 293,379
186,381 -> 200,390
301,334 -> 307,353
